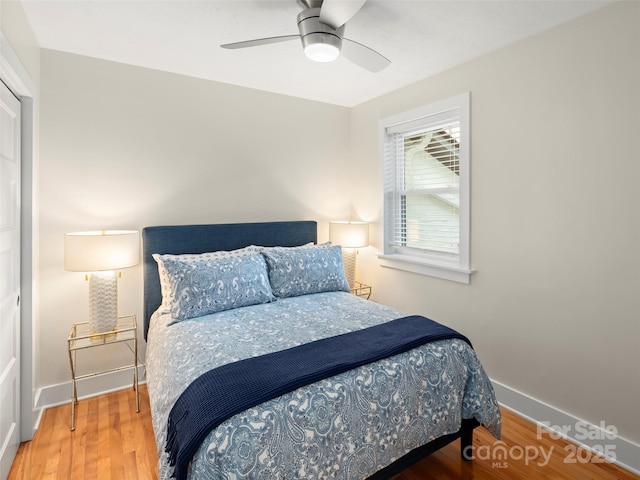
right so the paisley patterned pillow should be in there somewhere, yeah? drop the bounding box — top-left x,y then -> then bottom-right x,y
262,244 -> 350,299
153,246 -> 257,314
158,253 -> 275,322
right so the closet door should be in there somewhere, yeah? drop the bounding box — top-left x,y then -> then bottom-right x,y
0,79 -> 22,479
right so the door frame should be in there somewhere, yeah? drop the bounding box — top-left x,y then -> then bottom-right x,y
1,30 -> 37,441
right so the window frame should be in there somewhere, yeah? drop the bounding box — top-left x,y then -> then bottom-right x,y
378,92 -> 473,284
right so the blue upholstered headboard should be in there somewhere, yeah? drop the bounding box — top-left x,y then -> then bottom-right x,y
142,220 -> 318,339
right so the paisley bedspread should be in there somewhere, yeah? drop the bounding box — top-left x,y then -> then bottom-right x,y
146,291 -> 501,480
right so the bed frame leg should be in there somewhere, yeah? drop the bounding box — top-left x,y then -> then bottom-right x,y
461,429 -> 474,461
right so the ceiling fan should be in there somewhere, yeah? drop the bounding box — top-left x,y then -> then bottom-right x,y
221,0 -> 390,73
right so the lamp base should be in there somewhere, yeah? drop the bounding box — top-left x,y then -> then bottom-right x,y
342,248 -> 357,289
89,331 -> 117,343
88,270 -> 118,341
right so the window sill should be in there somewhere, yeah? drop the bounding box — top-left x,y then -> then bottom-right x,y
378,254 -> 474,284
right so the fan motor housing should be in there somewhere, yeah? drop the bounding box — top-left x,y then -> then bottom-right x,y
297,0 -> 324,9
297,8 -> 345,53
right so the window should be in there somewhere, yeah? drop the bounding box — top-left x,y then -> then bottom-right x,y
379,92 -> 472,284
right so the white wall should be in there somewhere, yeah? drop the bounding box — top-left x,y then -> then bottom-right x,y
37,50 -> 352,397
351,0 -> 640,447
1,1 -> 40,81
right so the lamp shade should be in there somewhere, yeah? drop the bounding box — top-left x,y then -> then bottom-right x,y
329,221 -> 369,248
64,230 -> 140,272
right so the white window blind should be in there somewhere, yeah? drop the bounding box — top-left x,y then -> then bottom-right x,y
380,93 -> 472,283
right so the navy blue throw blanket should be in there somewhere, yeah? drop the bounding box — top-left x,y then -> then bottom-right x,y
166,315 -> 471,480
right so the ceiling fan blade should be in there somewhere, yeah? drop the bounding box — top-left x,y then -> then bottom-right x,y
341,38 -> 390,73
221,35 -> 300,49
319,0 -> 367,29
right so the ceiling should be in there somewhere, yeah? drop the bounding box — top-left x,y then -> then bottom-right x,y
20,0 -> 612,107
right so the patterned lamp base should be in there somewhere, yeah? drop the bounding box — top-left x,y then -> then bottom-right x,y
342,248 -> 357,289
88,270 -> 118,341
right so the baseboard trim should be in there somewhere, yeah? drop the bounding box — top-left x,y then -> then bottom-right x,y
33,365 -> 146,432
491,379 -> 640,476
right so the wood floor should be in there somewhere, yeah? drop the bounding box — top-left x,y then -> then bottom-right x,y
8,385 -> 639,480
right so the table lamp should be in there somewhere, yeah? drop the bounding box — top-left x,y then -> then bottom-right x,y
329,221 -> 369,289
64,230 -> 139,338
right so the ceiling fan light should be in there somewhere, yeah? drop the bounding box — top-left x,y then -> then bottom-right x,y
301,29 -> 342,63
305,42 -> 340,62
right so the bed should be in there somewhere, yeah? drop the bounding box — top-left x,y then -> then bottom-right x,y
143,220 -> 501,480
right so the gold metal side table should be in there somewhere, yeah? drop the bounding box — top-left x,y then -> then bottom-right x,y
67,314 -> 139,430
351,281 -> 372,300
